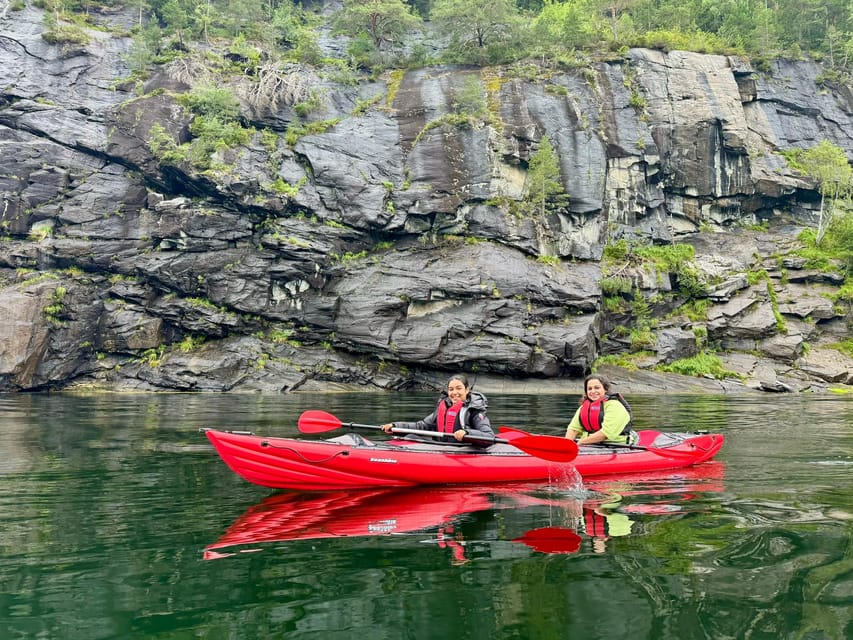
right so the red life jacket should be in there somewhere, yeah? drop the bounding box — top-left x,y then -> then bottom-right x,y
436,401 -> 463,433
584,509 -> 609,537
578,394 -> 633,434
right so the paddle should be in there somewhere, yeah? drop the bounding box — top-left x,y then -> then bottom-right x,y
498,426 -> 700,459
297,410 -> 578,463
588,441 -> 702,459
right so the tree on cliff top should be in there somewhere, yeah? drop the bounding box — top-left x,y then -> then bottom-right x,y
430,0 -> 524,63
333,0 -> 422,50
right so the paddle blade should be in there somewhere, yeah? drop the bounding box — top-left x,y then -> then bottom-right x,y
514,527 -> 582,554
497,426 -> 529,439
510,434 -> 578,463
297,410 -> 343,434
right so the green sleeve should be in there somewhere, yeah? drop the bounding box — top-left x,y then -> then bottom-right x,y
600,399 -> 631,441
566,407 -> 583,436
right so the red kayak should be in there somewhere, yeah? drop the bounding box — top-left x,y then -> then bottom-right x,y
203,426 -> 724,491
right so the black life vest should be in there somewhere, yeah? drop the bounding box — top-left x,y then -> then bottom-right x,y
436,400 -> 463,434
578,393 -> 633,435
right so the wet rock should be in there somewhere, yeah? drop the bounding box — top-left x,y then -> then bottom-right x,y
1,7 -> 851,394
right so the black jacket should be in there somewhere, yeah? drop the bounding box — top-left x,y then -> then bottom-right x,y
394,391 -> 494,443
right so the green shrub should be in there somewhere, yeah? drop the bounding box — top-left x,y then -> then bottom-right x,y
292,91 -> 324,117
636,244 -> 705,297
44,286 -> 67,325
675,298 -> 711,322
148,123 -> 185,165
177,85 -> 241,121
656,352 -> 742,380
601,275 -> 633,295
592,353 -> 654,371
602,238 -> 630,262
634,29 -> 738,55
828,338 -> 853,358
267,177 -> 305,197
452,76 -> 487,118
185,116 -> 252,169
602,295 -> 628,313
629,326 -> 656,350
285,118 -> 341,146
42,20 -> 90,45
179,335 -> 205,352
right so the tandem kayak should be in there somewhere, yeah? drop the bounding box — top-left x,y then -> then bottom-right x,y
202,428 -> 724,491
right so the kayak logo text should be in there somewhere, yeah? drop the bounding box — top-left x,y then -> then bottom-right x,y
368,519 -> 398,533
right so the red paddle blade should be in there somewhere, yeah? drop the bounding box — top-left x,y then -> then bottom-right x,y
514,527 -> 582,554
498,426 -> 529,439
297,410 -> 343,433
509,435 -> 578,463
496,427 -> 577,462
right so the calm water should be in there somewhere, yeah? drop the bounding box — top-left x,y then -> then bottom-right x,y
0,392 -> 851,640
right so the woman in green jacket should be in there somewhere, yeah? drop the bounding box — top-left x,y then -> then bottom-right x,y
565,374 -> 639,446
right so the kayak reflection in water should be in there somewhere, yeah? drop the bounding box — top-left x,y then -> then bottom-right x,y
203,484 -> 586,561
381,374 -> 495,445
437,525 -> 468,565
581,495 -> 635,554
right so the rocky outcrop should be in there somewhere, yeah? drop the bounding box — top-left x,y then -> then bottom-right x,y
1,6 -> 851,394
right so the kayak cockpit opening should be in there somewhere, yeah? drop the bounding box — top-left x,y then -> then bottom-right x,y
327,433 -> 377,447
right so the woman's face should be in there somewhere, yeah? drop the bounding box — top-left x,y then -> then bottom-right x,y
447,379 -> 469,404
585,378 -> 606,401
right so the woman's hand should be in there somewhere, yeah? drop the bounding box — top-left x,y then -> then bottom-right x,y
381,423 -> 394,434
453,429 -> 467,442
579,431 -> 608,445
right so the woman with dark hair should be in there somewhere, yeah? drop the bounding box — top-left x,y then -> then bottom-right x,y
381,374 -> 494,444
565,374 -> 638,446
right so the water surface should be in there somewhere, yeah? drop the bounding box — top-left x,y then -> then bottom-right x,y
0,392 -> 851,639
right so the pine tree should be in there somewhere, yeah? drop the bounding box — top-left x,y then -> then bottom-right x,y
524,136 -> 570,217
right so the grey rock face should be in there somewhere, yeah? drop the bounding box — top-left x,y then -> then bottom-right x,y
0,7 -> 850,393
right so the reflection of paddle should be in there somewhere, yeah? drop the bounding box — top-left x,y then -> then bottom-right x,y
498,426 -> 700,459
298,411 -> 578,463
513,527 -> 582,554
588,442 -> 703,458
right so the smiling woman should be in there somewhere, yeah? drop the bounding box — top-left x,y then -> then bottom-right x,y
565,373 -> 638,446
380,373 -> 495,444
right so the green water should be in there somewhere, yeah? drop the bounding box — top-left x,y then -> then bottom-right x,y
0,393 -> 851,639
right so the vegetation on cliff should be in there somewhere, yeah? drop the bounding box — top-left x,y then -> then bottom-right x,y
2,1 -> 851,392
32,0 -> 853,77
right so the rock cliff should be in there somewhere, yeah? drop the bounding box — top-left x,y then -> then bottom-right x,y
1,6 -> 851,394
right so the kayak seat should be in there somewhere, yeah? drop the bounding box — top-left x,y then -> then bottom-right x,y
638,430 -> 661,446
326,433 -> 377,447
